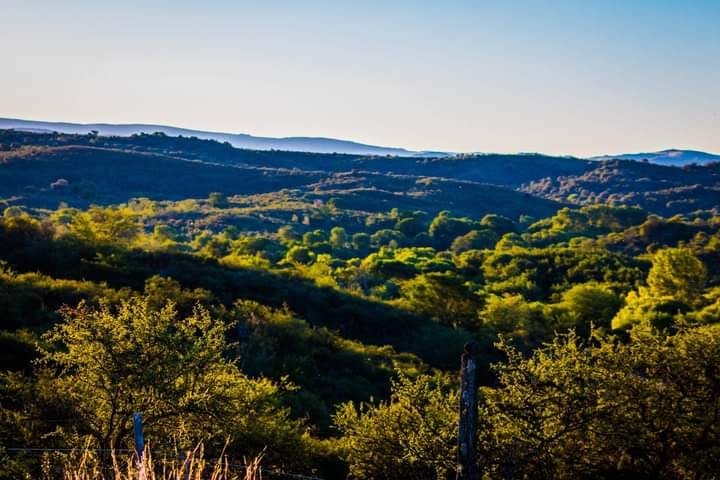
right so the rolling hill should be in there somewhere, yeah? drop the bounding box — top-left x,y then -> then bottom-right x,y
1,129 -> 718,223
0,131 -> 564,229
523,159 -> 720,215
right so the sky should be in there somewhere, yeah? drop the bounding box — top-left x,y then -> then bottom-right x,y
1,0 -> 719,156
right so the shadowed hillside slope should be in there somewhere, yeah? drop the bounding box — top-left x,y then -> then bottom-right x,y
0,130 -> 563,221
3,130 -> 718,220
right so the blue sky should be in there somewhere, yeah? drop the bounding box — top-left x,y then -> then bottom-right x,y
1,0 -> 718,156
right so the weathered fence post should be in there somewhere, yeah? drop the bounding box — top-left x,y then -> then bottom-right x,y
133,412 -> 146,480
456,341 -> 479,480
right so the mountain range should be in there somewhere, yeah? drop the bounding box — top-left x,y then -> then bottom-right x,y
2,117 -> 718,165
0,117 -> 445,157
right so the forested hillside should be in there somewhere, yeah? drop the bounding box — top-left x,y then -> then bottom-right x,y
523,159 -> 720,215
2,130 -> 718,219
0,130 -> 719,479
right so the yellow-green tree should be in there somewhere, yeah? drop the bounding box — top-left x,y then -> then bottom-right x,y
39,297 -> 297,455
647,247 -> 707,304
482,326 -> 720,478
556,282 -> 622,332
613,248 -> 708,330
334,373 -> 457,480
68,206 -> 141,245
400,272 -> 480,328
329,226 -> 349,249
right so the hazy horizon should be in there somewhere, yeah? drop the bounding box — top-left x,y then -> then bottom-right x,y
2,0 -> 719,157
4,115 -> 720,159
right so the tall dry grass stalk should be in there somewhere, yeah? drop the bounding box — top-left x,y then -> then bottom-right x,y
61,444 -> 263,480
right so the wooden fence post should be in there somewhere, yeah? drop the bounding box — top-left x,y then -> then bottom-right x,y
456,341 -> 479,480
133,412 -> 146,480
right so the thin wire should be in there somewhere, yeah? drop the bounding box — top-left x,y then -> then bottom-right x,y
4,447 -> 133,453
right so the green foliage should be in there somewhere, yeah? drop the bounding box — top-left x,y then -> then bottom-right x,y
329,226 -> 349,249
370,228 -> 406,248
334,373 -> 457,480
450,229 -> 498,254
152,223 -> 179,242
428,211 -> 473,249
555,282 -> 623,332
400,272 -> 481,328
479,294 -> 551,347
39,297 -> 297,454
647,247 -> 707,304
479,214 -> 516,236
494,232 -> 528,250
285,245 -> 314,264
612,248 -> 710,330
611,287 -> 687,331
232,300 -> 423,430
0,190 -> 719,478
303,229 -> 328,246
3,206 -> 25,218
395,216 -> 426,237
277,225 -> 299,243
682,287 -> 720,324
481,326 -> 720,478
68,206 -> 141,245
208,191 -> 229,208
351,232 -> 371,252
343,325 -> 720,479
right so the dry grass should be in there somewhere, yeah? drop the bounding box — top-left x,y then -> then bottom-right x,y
59,444 -> 263,480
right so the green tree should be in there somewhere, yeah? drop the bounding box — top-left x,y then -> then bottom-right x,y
395,216 -> 426,238
481,294 -> 527,333
450,229 -> 498,254
428,211 -> 472,250
277,225 -> 299,244
285,245 -> 314,264
557,282 -> 622,332
198,234 -> 231,258
647,247 -> 707,304
38,297 -> 290,452
611,288 -> 685,330
400,272 -> 480,328
208,192 -> 229,208
494,232 -> 528,250
371,229 -> 406,248
613,248 -> 709,330
2,206 -> 25,218
352,232 -> 372,252
68,207 -> 140,245
479,293 -> 548,341
334,373 -> 457,480
329,226 -> 349,249
152,224 -> 178,242
480,214 -> 516,236
303,229 -> 328,246
482,326 -> 720,479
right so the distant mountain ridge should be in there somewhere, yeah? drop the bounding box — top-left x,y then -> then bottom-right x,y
0,117 -> 447,157
590,149 -> 720,166
1,118 -> 718,165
